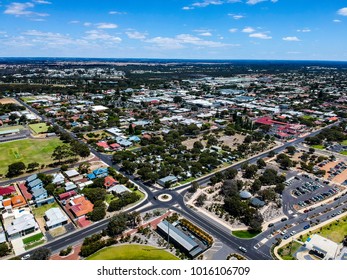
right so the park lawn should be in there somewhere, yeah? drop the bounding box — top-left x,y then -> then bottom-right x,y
278,241 -> 302,260
29,122 -> 49,134
105,194 -> 118,204
299,215 -> 347,243
86,245 -> 179,260
312,145 -> 324,150
0,138 -> 63,175
32,202 -> 59,218
22,233 -> 44,245
340,151 -> 347,156
0,125 -> 24,132
179,177 -> 196,185
232,230 -> 261,239
342,140 -> 347,145
21,96 -> 36,102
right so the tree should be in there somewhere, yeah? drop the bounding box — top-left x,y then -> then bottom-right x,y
251,179 -> 262,193
244,165 -> 258,179
193,141 -> 204,150
195,194 -> 207,206
188,181 -> 199,193
173,96 -> 183,103
7,162 -> 26,177
82,188 -> 106,204
78,162 -> 91,174
128,124 -> 134,135
52,144 -> 73,163
256,158 -> 266,168
29,248 -> 51,260
37,173 -> 53,185
224,168 -> 238,179
27,162 -> 40,171
88,205 -> 106,222
107,213 -> 129,237
0,243 -> 10,257
286,146 -> 296,155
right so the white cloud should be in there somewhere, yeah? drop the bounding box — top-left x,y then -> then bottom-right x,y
337,7 -> 347,16
229,28 -> 238,33
187,0 -> 240,9
69,20 -> 80,24
297,28 -> 311,32
247,0 -> 277,4
96,23 -> 118,29
4,2 -> 49,17
145,33 -> 229,50
83,22 -> 92,27
109,11 -> 126,15
182,6 -> 194,10
333,19 -> 342,23
228,13 -> 244,20
84,30 -> 122,43
33,0 -> 51,4
249,32 -> 272,39
126,31 -> 147,40
199,32 -> 212,36
282,36 -> 300,41
242,27 -> 255,33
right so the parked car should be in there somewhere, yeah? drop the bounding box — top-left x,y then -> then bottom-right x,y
239,246 -> 247,253
21,254 -> 30,260
303,224 -> 310,230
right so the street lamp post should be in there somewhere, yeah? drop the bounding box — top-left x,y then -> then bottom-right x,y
167,208 -> 170,249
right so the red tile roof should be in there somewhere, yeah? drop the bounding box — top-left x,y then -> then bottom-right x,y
104,176 -> 118,188
59,190 -> 77,200
19,183 -> 32,200
0,186 -> 16,196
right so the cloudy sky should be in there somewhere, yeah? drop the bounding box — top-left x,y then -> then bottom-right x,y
0,0 -> 346,60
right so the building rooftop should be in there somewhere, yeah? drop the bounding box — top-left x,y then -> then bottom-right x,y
45,207 -> 68,228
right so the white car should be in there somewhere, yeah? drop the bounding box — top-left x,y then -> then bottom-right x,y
21,254 -> 30,260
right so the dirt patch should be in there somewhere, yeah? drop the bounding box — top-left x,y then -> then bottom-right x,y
0,98 -> 18,105
50,226 -> 67,237
182,136 -> 204,149
219,134 -> 245,150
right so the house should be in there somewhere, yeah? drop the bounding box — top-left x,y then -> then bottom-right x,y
0,186 -> 16,197
109,143 -> 121,150
27,178 -> 44,191
87,168 -> 108,180
97,141 -> 110,150
68,196 -> 94,218
26,174 -> 37,184
128,135 -> 141,142
115,136 -> 132,147
65,182 -> 78,192
52,173 -> 65,185
64,169 -> 80,179
104,176 -> 118,189
6,213 -> 39,240
44,208 -> 68,230
107,184 -> 131,195
106,127 -> 122,137
58,190 -> 77,201
10,195 -> 26,208
31,188 -> 48,201
157,175 -> 178,187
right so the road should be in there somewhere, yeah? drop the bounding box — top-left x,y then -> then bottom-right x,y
11,99 -> 343,260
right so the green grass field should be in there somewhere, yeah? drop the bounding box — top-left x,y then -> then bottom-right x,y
22,233 -> 44,245
312,145 -> 324,150
232,230 -> 261,239
29,123 -> 49,134
32,202 -> 59,218
342,140 -> 347,145
0,138 -> 63,175
340,151 -> 347,156
86,245 -> 179,260
21,96 -> 36,102
299,214 -> 347,243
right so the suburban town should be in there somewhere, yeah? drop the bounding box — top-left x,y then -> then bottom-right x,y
0,58 -> 346,261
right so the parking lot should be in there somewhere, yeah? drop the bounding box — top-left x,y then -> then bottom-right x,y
284,174 -> 341,210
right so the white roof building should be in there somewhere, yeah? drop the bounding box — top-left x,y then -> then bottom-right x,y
45,208 -> 68,229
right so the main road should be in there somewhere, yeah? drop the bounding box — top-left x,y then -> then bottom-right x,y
13,98 -> 342,259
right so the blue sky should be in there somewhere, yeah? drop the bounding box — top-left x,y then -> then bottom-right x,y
0,0 -> 346,60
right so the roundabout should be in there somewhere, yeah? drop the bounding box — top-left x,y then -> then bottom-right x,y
157,193 -> 173,202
